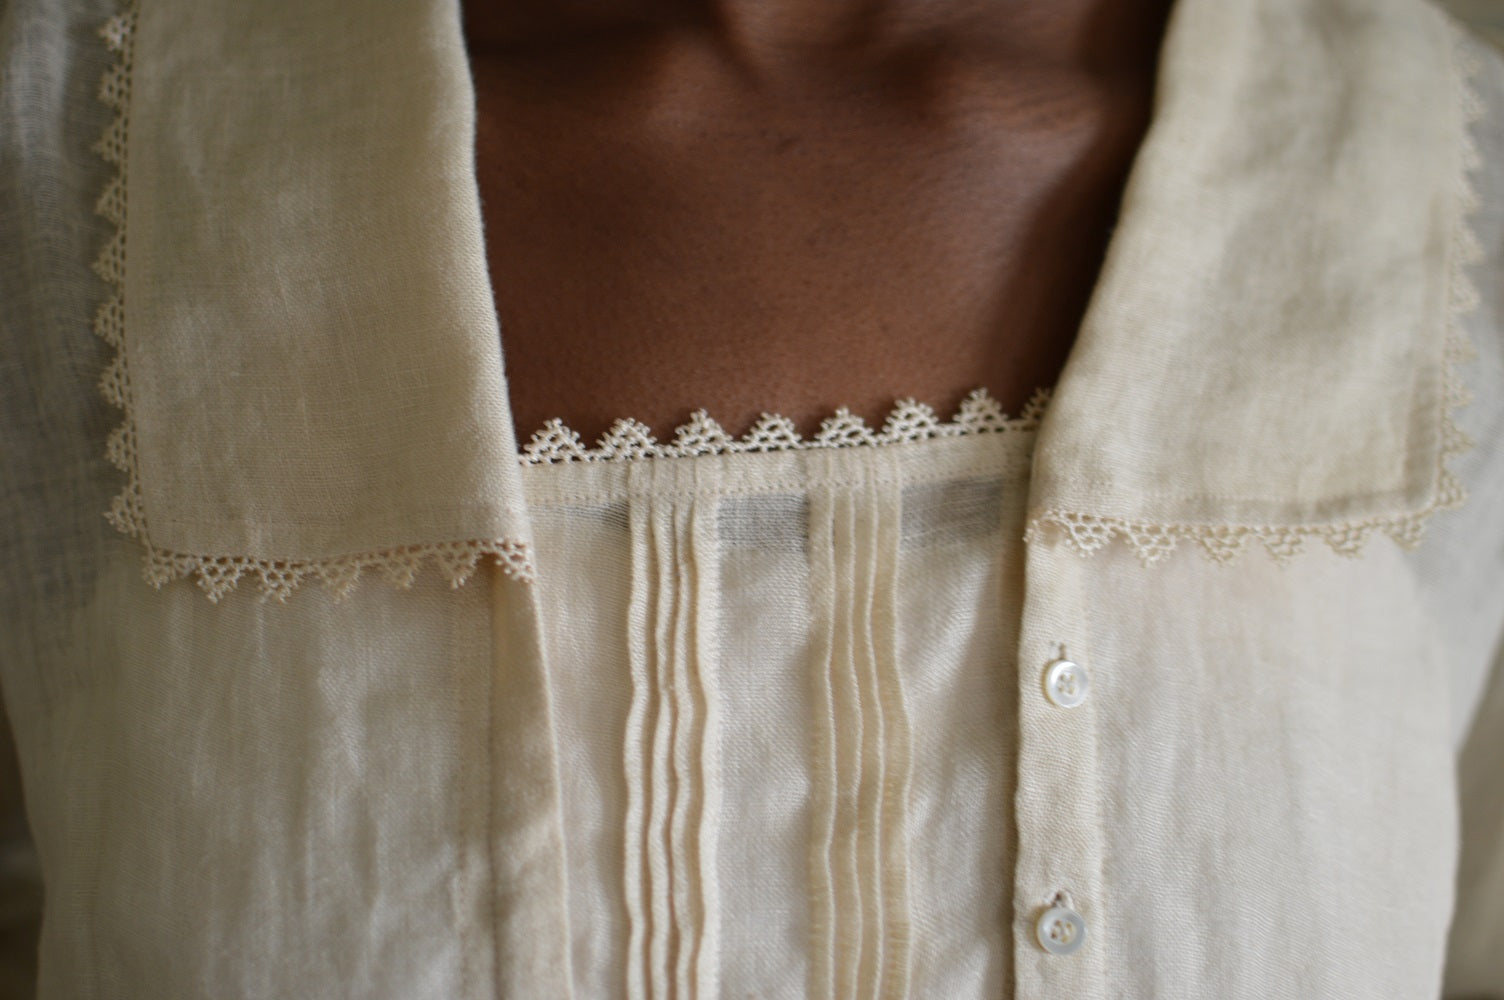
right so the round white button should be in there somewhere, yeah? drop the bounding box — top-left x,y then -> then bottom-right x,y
1035,905 -> 1088,955
1043,658 -> 1089,708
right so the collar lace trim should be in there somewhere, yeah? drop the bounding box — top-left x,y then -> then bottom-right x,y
519,388 -> 1050,465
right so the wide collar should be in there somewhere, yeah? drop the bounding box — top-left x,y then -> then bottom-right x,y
101,0 -> 1480,599
1025,0 -> 1480,564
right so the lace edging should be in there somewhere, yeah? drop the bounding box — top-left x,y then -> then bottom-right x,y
1026,26 -> 1484,569
90,6 -> 535,602
127,540 -> 536,604
520,386 -> 1050,464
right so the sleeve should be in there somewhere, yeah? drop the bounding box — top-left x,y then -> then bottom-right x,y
0,0 -> 122,992
0,711 -> 40,1000
1439,22 -> 1504,999
1447,641 -> 1504,998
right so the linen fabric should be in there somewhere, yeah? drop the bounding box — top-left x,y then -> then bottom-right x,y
1037,0 -> 1463,527
124,0 -> 530,560
523,429 -> 1037,999
1,0 -> 1503,998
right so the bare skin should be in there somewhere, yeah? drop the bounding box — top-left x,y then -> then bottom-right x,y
465,0 -> 1175,443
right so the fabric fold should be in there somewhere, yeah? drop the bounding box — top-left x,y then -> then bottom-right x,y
807,453 -> 913,1000
107,0 -> 533,598
1026,0 -> 1479,562
623,470 -> 723,999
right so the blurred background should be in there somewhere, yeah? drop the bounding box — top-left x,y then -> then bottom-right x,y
1446,0 -> 1504,46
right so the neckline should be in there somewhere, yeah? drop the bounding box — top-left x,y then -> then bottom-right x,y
519,387 -> 1051,466
461,18 -> 1154,447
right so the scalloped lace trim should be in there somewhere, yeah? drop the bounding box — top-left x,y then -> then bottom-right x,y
1025,25 -> 1484,568
90,5 -> 535,602
520,386 -> 1050,464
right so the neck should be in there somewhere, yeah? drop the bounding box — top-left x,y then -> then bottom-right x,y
463,0 -> 1176,79
464,0 -> 1178,440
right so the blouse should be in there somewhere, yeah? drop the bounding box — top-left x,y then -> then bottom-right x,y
1,0 -> 1503,997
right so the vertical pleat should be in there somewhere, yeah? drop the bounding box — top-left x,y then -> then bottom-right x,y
808,485 -> 841,1000
809,463 -> 912,999
690,498 -> 724,1000
623,498 -> 655,1000
647,503 -> 676,996
670,503 -> 698,1000
855,481 -> 887,1000
873,478 -> 912,1000
832,488 -> 866,999
623,484 -> 722,999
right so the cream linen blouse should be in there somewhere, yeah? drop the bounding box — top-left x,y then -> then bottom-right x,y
2,0 -> 1504,997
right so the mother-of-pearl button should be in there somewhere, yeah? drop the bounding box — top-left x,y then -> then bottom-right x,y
1035,905 -> 1088,955
1043,657 -> 1089,708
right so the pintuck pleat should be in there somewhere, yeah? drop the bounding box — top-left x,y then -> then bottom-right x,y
624,492 -> 722,1000
522,431 -> 1038,996
809,468 -> 913,1000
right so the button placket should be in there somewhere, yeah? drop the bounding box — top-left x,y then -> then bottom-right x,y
1012,545 -> 1106,996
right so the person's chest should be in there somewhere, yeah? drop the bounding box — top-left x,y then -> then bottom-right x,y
468,31 -> 1153,442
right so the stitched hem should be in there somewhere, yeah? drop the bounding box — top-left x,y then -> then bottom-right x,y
1026,22 -> 1484,568
519,387 -> 1051,464
91,4 -> 535,602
